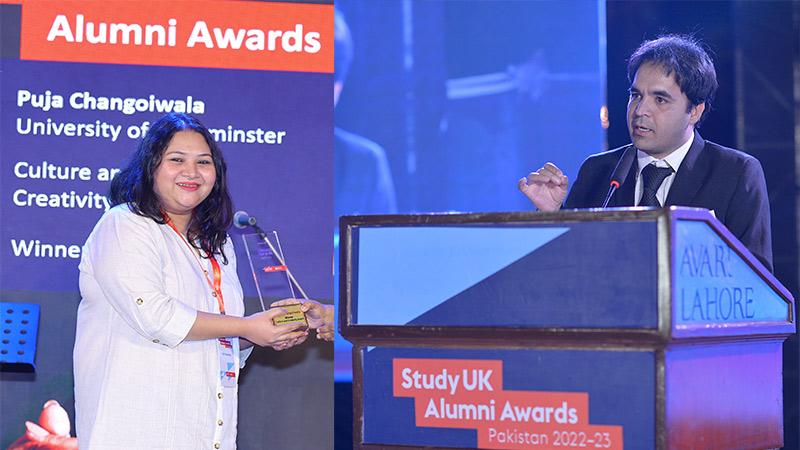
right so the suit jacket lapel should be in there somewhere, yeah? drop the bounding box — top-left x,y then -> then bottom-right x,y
666,130 -> 709,206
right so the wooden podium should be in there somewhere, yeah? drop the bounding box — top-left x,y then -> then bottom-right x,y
339,207 -> 795,450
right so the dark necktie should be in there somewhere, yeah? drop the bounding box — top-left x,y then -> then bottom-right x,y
639,163 -> 674,207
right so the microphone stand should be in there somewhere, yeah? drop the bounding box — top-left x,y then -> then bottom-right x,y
601,146 -> 636,208
601,182 -> 620,209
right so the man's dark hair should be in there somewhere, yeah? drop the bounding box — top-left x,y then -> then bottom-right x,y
334,8 -> 354,84
627,34 -> 718,126
110,113 -> 234,263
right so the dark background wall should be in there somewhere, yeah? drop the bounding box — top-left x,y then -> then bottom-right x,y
334,1 -> 799,449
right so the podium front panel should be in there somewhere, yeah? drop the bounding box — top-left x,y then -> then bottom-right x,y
348,220 -> 659,329
671,218 -> 794,337
357,344 -> 654,449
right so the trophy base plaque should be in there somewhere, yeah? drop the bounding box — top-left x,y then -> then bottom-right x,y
272,303 -> 309,329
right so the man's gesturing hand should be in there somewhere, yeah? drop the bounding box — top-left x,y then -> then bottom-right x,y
518,162 -> 568,212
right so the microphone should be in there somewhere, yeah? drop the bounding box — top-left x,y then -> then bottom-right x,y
233,210 -> 257,229
601,146 -> 636,208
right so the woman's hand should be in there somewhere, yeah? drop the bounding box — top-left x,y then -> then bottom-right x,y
242,308 -> 309,348
271,299 -> 334,342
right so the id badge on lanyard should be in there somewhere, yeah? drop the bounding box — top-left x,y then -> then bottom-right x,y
218,337 -> 237,388
206,257 -> 237,388
163,213 -> 237,388
207,257 -> 237,388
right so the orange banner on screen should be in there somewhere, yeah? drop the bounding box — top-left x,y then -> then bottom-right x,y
18,0 -> 332,73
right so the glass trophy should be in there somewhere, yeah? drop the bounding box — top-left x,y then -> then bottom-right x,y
241,231 -> 308,327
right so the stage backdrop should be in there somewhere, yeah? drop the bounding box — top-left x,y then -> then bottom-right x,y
0,1 -> 333,449
333,0 -> 607,381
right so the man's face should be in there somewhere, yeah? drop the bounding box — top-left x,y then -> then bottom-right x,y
627,62 -> 704,159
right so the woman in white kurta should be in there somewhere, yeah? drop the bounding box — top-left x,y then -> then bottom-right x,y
73,113 -> 308,449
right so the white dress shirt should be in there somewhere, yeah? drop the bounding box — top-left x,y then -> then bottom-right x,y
634,132 -> 694,206
74,205 -> 249,450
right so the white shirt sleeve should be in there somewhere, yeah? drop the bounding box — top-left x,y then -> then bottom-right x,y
81,208 -> 197,348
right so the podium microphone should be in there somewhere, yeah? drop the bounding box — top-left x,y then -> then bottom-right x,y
601,146 -> 636,208
233,210 -> 257,229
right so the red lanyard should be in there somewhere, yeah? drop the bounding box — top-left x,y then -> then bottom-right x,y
163,213 -> 226,314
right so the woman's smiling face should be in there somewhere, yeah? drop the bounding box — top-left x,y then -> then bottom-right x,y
153,130 -> 216,229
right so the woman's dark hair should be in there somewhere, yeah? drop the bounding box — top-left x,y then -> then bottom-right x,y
628,34 -> 718,126
110,113 -> 234,263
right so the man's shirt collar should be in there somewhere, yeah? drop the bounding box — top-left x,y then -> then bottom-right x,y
636,131 -> 694,172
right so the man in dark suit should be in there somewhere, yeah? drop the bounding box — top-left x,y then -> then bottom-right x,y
518,35 -> 772,271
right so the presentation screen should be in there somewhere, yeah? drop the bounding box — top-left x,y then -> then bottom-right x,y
1,1 -> 333,448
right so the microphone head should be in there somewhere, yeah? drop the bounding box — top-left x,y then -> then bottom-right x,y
233,210 -> 257,229
610,146 -> 636,187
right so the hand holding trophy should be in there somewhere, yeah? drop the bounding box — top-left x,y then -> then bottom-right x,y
238,211 -> 333,348
270,299 -> 334,341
